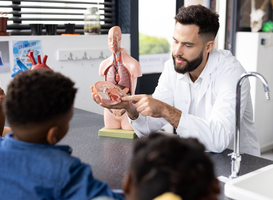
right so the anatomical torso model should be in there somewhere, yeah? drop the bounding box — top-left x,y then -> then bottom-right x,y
96,26 -> 142,130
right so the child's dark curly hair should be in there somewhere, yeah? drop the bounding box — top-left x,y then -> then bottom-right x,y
130,133 -> 220,200
3,69 -> 77,126
175,4 -> 219,41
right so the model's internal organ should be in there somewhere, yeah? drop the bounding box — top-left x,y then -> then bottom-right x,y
92,81 -> 127,105
27,51 -> 51,70
105,65 -> 131,95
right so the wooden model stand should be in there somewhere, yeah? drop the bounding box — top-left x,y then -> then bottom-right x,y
98,127 -> 137,139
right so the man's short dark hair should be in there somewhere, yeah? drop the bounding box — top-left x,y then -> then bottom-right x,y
3,69 -> 77,126
175,4 -> 219,41
129,133 -> 220,200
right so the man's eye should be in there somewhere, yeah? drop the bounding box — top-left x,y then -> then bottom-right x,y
185,44 -> 192,48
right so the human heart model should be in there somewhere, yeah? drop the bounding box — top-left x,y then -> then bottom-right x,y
27,51 -> 51,70
12,52 -> 51,77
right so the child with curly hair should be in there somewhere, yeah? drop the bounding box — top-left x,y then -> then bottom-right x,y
0,69 -> 123,200
122,132 -> 220,200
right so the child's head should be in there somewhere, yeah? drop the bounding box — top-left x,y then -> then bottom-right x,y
123,133 -> 220,200
3,69 -> 77,144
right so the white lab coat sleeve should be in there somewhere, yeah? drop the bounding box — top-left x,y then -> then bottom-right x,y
176,64 -> 249,153
129,115 -> 168,137
130,61 -> 174,137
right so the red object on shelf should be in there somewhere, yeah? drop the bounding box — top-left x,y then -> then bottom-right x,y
27,52 -> 51,70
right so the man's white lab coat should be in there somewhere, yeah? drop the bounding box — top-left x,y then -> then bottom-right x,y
130,47 -> 260,156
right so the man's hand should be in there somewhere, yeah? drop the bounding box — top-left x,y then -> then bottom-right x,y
122,94 -> 165,118
91,86 -> 131,110
91,88 -> 182,127
122,94 -> 182,128
91,86 -> 102,105
91,86 -> 139,120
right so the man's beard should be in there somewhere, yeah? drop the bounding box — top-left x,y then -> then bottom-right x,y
172,50 -> 203,74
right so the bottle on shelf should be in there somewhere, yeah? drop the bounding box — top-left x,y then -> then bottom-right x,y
84,7 -> 101,35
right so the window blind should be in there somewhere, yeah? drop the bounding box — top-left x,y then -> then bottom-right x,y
0,0 -> 116,35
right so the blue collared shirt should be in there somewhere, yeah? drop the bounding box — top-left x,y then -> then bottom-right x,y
0,133 -> 124,200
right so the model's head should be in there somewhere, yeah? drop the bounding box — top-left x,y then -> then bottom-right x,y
3,69 -> 77,144
108,26 -> 122,54
172,5 -> 219,75
123,133 -> 220,200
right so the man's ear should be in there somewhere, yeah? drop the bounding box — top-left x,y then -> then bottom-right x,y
206,41 -> 214,53
122,172 -> 131,193
47,126 -> 58,145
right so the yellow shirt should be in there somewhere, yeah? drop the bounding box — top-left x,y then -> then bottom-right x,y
153,192 -> 182,200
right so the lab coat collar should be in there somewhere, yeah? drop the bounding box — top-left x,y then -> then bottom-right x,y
196,47 -> 219,105
203,46 -> 218,75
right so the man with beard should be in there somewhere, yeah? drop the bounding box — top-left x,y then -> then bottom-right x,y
92,5 -> 260,156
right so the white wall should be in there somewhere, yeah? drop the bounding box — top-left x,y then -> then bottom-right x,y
215,0 -> 227,50
0,35 -> 131,115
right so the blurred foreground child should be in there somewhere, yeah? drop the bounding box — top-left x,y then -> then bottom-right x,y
0,70 -> 123,200
122,133 -> 220,200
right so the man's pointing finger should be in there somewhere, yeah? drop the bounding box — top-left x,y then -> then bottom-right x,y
122,95 -> 143,102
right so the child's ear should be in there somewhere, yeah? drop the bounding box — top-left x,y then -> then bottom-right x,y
47,126 -> 58,145
122,171 -> 132,194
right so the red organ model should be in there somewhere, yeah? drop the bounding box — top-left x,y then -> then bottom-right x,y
12,52 -> 51,77
27,51 -> 51,70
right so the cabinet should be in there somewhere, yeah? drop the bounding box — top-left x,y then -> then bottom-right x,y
236,32 -> 273,153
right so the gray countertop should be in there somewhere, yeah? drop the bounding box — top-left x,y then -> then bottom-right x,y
60,108 -> 273,200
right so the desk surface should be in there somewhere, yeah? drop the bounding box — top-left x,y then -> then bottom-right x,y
61,108 -> 273,200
